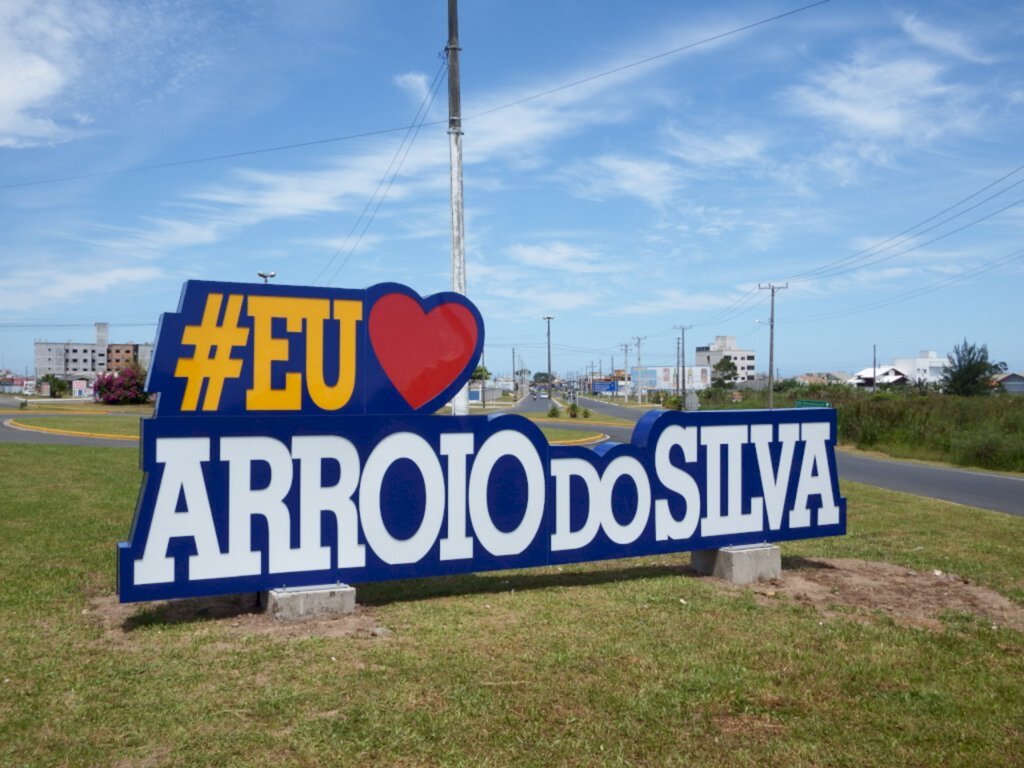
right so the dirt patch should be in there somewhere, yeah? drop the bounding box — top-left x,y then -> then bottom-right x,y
732,557 -> 1024,632
87,592 -> 391,643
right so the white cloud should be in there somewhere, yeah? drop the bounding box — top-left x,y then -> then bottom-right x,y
664,127 -> 767,167
561,154 -> 681,207
788,50 -> 977,143
0,265 -> 163,312
899,14 -> 994,64
505,241 -> 621,274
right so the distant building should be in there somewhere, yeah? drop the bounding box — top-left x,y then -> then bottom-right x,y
891,350 -> 946,384
34,322 -> 153,381
994,372 -> 1024,394
794,372 -> 849,386
847,366 -> 908,388
695,336 -> 756,382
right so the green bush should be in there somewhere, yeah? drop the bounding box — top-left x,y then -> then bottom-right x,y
568,402 -> 579,418
582,408 -> 591,419
547,404 -> 560,418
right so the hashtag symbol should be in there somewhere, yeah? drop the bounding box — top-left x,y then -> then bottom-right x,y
174,293 -> 250,411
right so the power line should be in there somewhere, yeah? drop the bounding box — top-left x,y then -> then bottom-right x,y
0,1 -> 833,192
312,60 -> 447,285
781,247 -> 1024,323
785,161 -> 1024,283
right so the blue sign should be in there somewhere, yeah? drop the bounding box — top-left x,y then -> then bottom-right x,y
118,281 -> 845,602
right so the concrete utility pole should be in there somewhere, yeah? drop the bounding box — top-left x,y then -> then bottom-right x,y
512,347 -> 516,398
447,0 -> 469,415
621,342 -> 631,401
873,344 -> 877,394
634,336 -> 646,404
543,316 -> 554,393
759,283 -> 787,409
675,324 -> 691,405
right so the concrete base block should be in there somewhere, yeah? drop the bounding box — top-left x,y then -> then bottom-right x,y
691,544 -> 781,584
261,584 -> 356,620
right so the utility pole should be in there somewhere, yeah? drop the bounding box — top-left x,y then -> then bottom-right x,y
758,283 -> 787,409
634,336 -> 646,404
447,0 -> 468,415
674,324 -> 691,406
511,346 -> 516,398
543,316 -> 554,395
620,343 -> 631,401
873,344 -> 877,394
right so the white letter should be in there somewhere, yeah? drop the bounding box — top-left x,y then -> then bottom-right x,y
750,423 -> 799,531
550,457 -> 602,551
440,433 -> 475,560
700,425 -> 759,537
135,438 -> 237,585
653,425 -> 701,542
221,437 -> 294,575
468,430 -> 544,556
598,456 -> 651,545
292,435 -> 364,569
359,433 -> 445,565
792,422 -> 841,527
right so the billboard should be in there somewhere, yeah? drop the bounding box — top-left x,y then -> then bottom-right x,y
631,366 -> 711,391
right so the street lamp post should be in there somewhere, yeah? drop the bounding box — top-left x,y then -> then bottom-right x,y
543,315 -> 554,395
257,271 -> 276,284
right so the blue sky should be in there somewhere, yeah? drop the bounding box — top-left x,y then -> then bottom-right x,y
2,0 -> 1022,380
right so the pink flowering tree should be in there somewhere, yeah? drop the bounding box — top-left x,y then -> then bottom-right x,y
95,363 -> 150,405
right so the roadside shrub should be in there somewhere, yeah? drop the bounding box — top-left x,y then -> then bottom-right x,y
547,404 -> 560,418
568,402 -> 579,418
582,408 -> 591,419
950,429 -> 1024,472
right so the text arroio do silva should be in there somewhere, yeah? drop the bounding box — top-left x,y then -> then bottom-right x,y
117,281 -> 845,602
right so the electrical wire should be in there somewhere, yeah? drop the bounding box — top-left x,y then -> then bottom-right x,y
311,60 -> 447,285
781,247 -> 1024,323
0,1 -> 833,192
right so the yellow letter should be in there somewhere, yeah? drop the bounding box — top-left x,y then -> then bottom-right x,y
246,296 -> 319,410
306,299 -> 363,410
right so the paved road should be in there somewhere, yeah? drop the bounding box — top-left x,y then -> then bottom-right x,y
0,396 -> 137,449
3,394 -> 1021,516
566,396 -> 1024,518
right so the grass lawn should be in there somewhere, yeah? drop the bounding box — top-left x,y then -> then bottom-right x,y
11,414 -> 142,438
21,400 -> 154,415
1,442 -> 1022,767
538,427 -> 605,444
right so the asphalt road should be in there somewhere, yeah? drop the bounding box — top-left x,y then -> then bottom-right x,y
3,394 -> 1021,517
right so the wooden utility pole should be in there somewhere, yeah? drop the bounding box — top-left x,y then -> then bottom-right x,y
448,0 -> 469,415
759,283 -> 787,409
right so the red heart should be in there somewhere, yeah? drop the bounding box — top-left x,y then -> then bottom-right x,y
368,293 -> 479,410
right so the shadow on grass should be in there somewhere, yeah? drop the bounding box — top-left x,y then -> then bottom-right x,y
120,561 -> 703,629
354,561 -> 701,606
122,592 -> 261,631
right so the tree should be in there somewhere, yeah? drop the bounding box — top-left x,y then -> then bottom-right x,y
532,372 -> 552,385
941,339 -> 1006,396
39,374 -> 69,398
711,357 -> 738,389
95,363 -> 150,405
470,365 -> 490,381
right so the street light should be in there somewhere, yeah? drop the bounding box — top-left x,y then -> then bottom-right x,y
257,271 -> 277,284
543,315 -> 554,395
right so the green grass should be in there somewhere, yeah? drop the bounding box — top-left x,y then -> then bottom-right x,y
1,442 -> 1022,767
539,427 -> 604,443
12,414 -> 142,437
22,400 -> 154,415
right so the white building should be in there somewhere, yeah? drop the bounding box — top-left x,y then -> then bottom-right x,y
891,350 -> 946,384
34,323 -> 154,381
35,323 -> 109,381
695,336 -> 757,382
